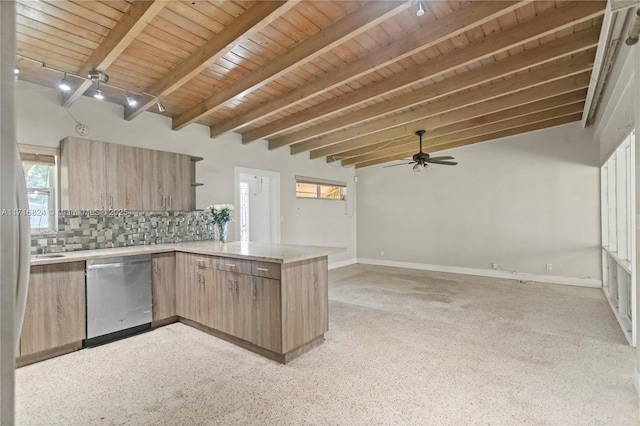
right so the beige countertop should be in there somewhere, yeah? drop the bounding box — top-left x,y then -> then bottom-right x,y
30,241 -> 345,266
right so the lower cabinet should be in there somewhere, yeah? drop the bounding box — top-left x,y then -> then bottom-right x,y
152,252 -> 176,323
177,254 -> 286,354
20,262 -> 86,358
251,276 -> 282,352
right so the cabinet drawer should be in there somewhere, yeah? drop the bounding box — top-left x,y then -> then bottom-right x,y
252,261 -> 281,280
216,257 -> 252,275
188,255 -> 216,269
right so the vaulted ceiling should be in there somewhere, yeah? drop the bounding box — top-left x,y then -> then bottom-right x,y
15,0 -> 606,168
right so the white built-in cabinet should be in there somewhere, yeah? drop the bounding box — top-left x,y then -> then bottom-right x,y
601,130 -> 636,346
59,137 -> 193,211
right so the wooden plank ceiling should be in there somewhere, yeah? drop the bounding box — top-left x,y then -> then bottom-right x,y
15,0 -> 606,168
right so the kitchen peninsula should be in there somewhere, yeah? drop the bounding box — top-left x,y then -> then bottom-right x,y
23,241 -> 344,366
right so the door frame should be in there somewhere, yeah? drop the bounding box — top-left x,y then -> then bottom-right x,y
234,166 -> 281,244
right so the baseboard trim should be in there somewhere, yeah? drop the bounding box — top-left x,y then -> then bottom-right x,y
634,367 -> 640,399
329,258 -> 357,270
356,258 -> 602,288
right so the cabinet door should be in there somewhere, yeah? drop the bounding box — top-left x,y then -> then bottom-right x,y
197,266 -> 217,328
219,272 -> 252,341
176,254 -> 199,321
105,143 -> 142,210
152,253 -> 176,322
137,148 -> 156,211
20,262 -> 86,356
156,150 -> 173,211
251,277 -> 282,352
175,154 -> 191,211
60,138 -> 106,209
175,253 -> 188,317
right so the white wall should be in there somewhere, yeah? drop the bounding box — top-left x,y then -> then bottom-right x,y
356,122 -> 601,282
15,81 -> 356,267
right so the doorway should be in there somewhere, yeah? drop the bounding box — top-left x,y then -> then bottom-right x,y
234,167 -> 280,244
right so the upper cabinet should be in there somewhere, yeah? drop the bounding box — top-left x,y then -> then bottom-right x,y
60,137 -> 195,211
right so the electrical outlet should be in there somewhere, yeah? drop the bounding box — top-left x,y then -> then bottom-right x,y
69,217 -> 81,229
491,263 -> 498,270
546,263 -> 553,271
380,250 -> 385,257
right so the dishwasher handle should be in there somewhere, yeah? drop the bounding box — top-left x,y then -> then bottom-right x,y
87,259 -> 151,270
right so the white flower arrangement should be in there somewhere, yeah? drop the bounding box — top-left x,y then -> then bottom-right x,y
207,204 -> 235,224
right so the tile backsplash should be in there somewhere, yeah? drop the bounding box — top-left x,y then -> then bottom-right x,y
31,211 -> 215,255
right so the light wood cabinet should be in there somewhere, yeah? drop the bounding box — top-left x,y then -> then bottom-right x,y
60,138 -> 106,209
152,253 -> 176,323
281,257 -> 328,353
251,277 -> 282,352
19,262 -> 86,357
176,253 -> 325,361
60,137 -> 194,211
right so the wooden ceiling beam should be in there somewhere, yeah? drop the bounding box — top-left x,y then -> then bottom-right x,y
125,1 -> 293,121
281,26 -> 600,153
355,114 -> 583,169
245,1 -> 603,144
288,51 -> 593,155
208,0 -> 529,140
172,0 -> 412,131
330,91 -> 586,162
311,74 -> 590,160
340,103 -> 584,166
62,0 -> 165,108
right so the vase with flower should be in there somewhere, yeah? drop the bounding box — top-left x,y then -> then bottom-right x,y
207,204 -> 234,243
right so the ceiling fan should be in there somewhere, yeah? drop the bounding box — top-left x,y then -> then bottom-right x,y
384,130 -> 457,172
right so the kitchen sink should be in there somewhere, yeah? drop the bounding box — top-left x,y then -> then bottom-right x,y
31,254 -> 66,259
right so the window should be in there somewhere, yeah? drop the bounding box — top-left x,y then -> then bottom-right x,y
295,176 -> 346,200
600,130 -> 636,345
21,152 -> 56,234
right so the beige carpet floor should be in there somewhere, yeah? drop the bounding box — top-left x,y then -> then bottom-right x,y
16,264 -> 640,425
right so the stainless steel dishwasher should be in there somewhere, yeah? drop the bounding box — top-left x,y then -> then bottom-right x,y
85,254 -> 152,346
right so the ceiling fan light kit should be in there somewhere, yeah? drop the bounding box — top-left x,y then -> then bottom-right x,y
384,130 -> 458,172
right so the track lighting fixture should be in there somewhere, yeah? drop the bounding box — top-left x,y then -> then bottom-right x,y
94,82 -> 104,100
58,72 -> 71,91
157,102 -> 165,112
17,57 -> 154,105
416,1 -> 425,17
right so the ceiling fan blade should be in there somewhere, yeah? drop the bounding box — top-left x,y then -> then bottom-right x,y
383,161 -> 414,168
428,160 -> 458,165
427,156 -> 455,161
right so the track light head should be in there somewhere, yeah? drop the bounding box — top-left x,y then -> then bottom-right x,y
94,82 -> 104,100
416,1 -> 425,17
126,94 -> 137,107
59,72 -> 71,91
157,102 -> 165,112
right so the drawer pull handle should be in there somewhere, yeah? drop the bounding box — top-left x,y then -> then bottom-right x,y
256,267 -> 269,272
225,263 -> 236,267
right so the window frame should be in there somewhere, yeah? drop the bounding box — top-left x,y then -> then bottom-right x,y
295,175 -> 347,201
21,151 -> 58,235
